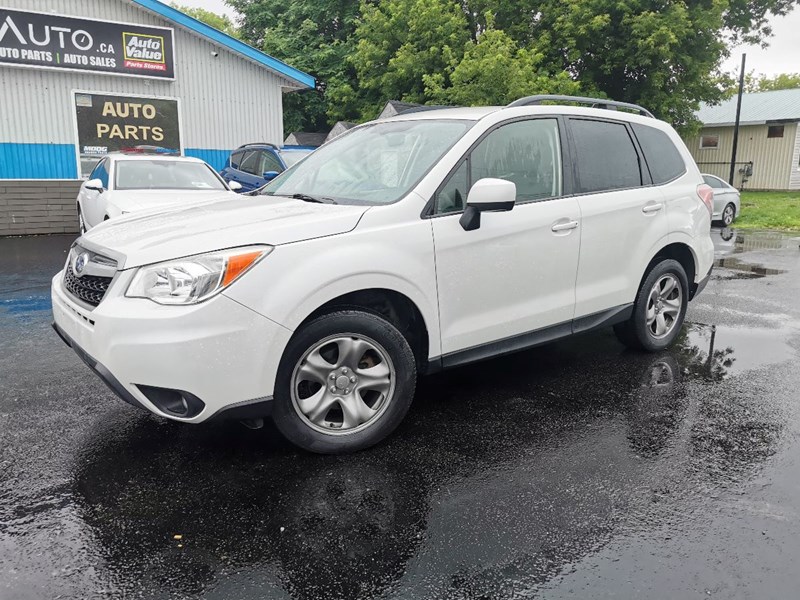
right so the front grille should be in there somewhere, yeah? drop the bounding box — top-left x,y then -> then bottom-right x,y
64,264 -> 112,307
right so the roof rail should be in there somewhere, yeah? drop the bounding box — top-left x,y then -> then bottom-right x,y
507,95 -> 654,118
237,142 -> 279,149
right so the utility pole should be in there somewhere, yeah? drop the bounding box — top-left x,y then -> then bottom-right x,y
730,53 -> 746,186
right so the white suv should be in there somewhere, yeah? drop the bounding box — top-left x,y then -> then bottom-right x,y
52,96 -> 714,454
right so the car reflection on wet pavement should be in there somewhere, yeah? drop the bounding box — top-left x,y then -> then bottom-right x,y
1,228 -> 799,599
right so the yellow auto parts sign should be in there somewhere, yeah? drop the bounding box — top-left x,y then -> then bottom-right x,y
74,92 -> 181,177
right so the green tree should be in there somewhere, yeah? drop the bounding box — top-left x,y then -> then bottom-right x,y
227,0 -> 361,132
170,3 -> 240,38
343,0 -> 471,120
517,0 -> 798,130
424,24 -> 583,106
752,72 -> 800,91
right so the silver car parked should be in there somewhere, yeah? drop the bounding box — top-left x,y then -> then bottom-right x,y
702,174 -> 741,226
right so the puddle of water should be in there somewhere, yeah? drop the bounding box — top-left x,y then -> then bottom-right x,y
714,256 -> 786,279
0,295 -> 51,314
678,323 -> 795,380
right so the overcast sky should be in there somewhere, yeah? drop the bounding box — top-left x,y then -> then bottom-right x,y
181,0 -> 798,77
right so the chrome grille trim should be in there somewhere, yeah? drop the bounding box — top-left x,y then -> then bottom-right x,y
63,244 -> 118,307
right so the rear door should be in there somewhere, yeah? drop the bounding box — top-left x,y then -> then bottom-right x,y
568,117 -> 668,320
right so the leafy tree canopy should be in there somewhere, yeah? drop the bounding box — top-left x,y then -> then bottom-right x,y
228,0 -> 799,133
170,3 -> 240,38
750,72 -> 800,92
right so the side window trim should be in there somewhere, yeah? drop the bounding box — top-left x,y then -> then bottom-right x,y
424,115 -> 569,218
624,122 -> 653,186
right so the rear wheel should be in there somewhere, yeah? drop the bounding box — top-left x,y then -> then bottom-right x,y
614,259 -> 688,352
721,203 -> 736,226
272,310 -> 417,454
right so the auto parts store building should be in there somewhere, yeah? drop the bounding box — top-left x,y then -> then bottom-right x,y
0,0 -> 315,235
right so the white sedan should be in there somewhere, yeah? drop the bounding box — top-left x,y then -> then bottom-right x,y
76,154 -> 242,232
701,173 -> 741,226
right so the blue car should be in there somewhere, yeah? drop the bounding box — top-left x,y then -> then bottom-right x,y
220,143 -> 313,193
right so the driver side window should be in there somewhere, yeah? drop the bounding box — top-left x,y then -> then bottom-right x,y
90,159 -> 109,189
434,118 -> 562,214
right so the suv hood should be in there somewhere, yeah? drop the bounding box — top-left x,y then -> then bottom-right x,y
83,195 -> 370,268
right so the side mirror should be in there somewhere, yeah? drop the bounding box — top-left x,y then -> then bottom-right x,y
85,178 -> 104,192
263,170 -> 280,181
459,178 -> 516,231
228,180 -> 243,191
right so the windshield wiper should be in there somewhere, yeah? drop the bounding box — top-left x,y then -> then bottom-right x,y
289,193 -> 337,204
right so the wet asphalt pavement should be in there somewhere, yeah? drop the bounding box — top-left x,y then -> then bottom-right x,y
1,229 -> 800,600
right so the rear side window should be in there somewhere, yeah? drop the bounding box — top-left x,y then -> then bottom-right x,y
239,151 -> 261,175
703,175 -> 725,189
570,119 -> 641,194
261,151 -> 284,173
632,123 -> 686,184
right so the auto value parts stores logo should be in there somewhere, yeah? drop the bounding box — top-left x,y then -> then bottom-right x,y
123,32 -> 167,72
0,8 -> 174,79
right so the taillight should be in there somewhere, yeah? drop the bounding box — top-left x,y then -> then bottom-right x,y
697,183 -> 714,215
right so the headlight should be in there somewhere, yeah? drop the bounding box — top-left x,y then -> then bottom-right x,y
126,245 -> 271,305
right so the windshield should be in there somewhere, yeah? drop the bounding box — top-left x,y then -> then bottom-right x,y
278,149 -> 312,167
261,119 -> 472,204
115,160 -> 227,191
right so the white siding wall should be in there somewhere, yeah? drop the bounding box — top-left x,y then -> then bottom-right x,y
790,126 -> 800,190
684,122 -> 798,190
0,0 -> 293,150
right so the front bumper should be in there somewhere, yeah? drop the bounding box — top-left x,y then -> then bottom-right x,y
51,272 -> 292,423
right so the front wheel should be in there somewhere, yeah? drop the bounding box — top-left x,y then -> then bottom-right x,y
614,259 -> 688,352
272,310 -> 417,454
78,206 -> 87,234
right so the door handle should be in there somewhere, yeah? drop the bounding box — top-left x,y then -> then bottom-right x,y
642,203 -> 663,214
551,220 -> 579,232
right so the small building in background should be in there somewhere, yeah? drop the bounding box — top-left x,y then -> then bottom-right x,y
283,132 -> 328,147
683,89 -> 800,190
378,100 -> 422,119
325,121 -> 356,142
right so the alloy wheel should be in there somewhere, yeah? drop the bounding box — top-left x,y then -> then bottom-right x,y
290,333 -> 396,435
646,274 -> 682,339
722,204 -> 735,226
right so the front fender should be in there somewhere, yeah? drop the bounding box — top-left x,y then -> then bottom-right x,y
224,220 -> 441,358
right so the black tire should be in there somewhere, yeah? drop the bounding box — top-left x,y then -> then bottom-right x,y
614,259 -> 688,352
721,203 -> 736,226
272,310 -> 417,454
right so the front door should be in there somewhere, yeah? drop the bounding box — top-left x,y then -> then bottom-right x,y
431,118 -> 581,358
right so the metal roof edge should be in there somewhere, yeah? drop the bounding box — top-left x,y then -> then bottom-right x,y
700,121 -> 766,128
130,0 -> 315,89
